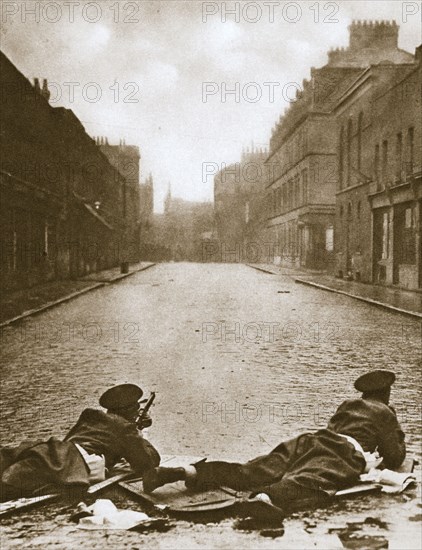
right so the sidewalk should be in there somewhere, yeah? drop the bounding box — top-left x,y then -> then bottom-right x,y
248,264 -> 422,319
0,262 -> 156,326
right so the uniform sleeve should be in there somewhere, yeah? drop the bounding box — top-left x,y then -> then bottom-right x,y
377,409 -> 406,470
121,427 -> 161,473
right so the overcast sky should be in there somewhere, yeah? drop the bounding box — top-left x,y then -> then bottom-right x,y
1,0 -> 421,211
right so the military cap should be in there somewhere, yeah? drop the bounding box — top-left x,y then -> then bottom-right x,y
99,384 -> 144,410
354,370 -> 396,392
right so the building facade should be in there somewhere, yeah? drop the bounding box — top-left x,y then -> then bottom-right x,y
97,137 -> 142,262
266,20 -> 415,271
214,146 -> 269,263
0,52 -> 131,291
333,34 -> 420,289
369,48 -> 421,289
138,174 -> 155,260
145,189 -> 214,262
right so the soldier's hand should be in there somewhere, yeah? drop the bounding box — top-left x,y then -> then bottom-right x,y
137,412 -> 153,430
110,459 -> 133,475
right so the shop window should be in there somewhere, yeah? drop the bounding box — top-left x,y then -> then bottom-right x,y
382,212 -> 389,260
402,206 -> 416,264
405,207 -> 413,228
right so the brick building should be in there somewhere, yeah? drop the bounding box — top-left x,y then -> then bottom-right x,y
266,20 -> 414,270
370,48 -> 421,289
97,137 -> 142,262
214,146 -> 269,263
333,27 -> 421,289
0,51 -> 130,291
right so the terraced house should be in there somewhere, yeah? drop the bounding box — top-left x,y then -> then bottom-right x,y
335,43 -> 421,288
0,51 -> 141,291
266,20 -> 419,274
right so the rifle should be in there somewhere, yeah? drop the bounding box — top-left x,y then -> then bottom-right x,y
136,392 -> 155,429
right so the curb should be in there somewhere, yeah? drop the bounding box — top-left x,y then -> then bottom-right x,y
246,264 -> 313,278
246,264 -> 279,275
295,278 -> 422,320
107,261 -> 157,282
0,263 -> 157,328
0,283 -> 104,328
79,262 -> 157,283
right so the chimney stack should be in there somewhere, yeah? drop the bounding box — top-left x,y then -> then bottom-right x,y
349,19 -> 399,51
41,79 -> 50,101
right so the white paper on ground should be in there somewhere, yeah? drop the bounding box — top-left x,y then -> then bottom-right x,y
77,499 -> 150,530
360,468 -> 416,494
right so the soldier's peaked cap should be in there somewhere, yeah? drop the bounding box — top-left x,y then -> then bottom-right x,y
99,384 -> 144,410
354,370 -> 396,393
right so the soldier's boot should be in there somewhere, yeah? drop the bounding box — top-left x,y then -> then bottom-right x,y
143,467 -> 186,493
237,493 -> 285,523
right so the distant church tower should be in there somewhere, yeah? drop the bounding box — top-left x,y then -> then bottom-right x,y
164,183 -> 172,214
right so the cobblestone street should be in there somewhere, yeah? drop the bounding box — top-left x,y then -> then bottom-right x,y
1,263 -> 421,549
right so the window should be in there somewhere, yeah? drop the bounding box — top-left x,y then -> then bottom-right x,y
374,144 -> 380,189
282,224 -> 287,257
339,127 -> 344,189
395,132 -> 403,183
381,140 -> 388,185
2,209 -> 16,272
302,169 -> 308,205
292,224 -> 298,259
402,206 -> 416,264
406,127 -> 414,175
287,180 -> 292,210
357,112 -> 363,171
382,212 -> 389,260
288,224 -> 292,259
405,207 -> 413,229
294,176 -> 300,208
326,226 -> 334,252
347,119 -> 353,186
